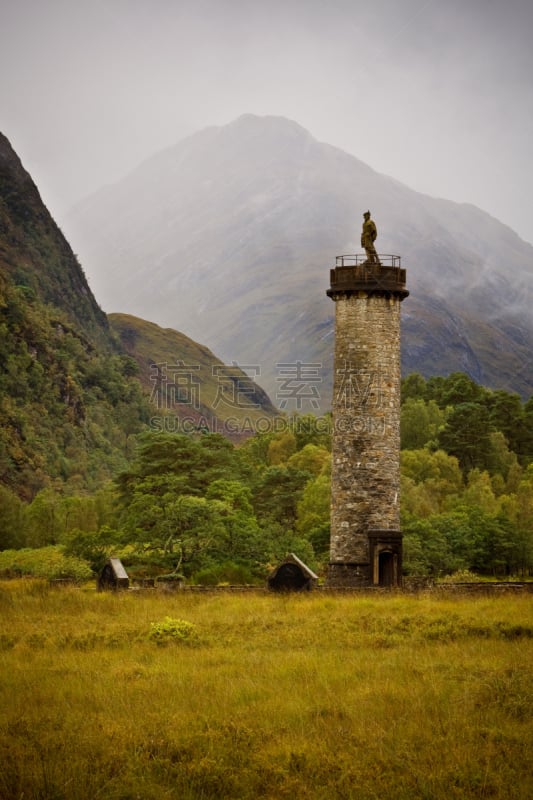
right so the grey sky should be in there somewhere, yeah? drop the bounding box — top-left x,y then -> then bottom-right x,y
2,0 -> 533,244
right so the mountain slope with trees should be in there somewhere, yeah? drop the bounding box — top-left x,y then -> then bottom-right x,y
109,313 -> 278,441
0,132 -> 151,498
0,132 -> 279,499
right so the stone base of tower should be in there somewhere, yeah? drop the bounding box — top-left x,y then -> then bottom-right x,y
326,530 -> 403,589
326,562 -> 372,588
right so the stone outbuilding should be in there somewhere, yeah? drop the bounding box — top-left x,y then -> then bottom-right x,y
97,558 -> 129,591
267,553 -> 319,592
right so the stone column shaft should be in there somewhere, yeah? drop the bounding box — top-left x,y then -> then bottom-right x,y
326,260 -> 408,587
330,293 -> 401,565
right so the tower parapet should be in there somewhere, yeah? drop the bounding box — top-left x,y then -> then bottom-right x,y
327,254 -> 408,588
327,255 -> 408,300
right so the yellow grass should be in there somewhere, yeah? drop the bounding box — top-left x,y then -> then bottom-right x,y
0,581 -> 532,799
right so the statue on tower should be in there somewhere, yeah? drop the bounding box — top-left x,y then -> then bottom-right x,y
361,210 -> 380,266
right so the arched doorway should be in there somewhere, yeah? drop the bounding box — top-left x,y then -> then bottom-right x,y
369,530 -> 403,587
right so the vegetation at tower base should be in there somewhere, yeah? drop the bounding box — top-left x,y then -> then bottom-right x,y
399,372 -> 533,578
1,372 -> 532,583
112,429 -> 328,582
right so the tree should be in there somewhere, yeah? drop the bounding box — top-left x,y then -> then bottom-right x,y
486,390 -> 523,449
401,373 -> 427,402
62,525 -> 117,574
401,398 -> 445,450
426,372 -> 487,408
515,397 -> 533,464
205,480 -> 264,564
438,402 -> 493,472
499,465 -> 533,575
289,413 -> 332,451
401,516 -> 459,576
267,432 -> 297,465
116,432 -> 240,503
121,492 -> 226,575
400,448 -> 463,515
238,431 -> 275,472
486,431 -> 521,484
253,466 -> 311,531
23,489 -> 62,547
460,469 -> 498,515
295,471 -> 331,559
431,506 -> 505,575
0,486 -> 23,550
287,444 -> 330,476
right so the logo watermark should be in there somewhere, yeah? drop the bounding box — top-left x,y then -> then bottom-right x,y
276,361 -> 322,410
335,363 -> 382,408
149,360 -> 329,412
147,359 -> 390,436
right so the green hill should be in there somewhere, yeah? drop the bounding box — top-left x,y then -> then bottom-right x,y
0,132 -> 279,498
0,132 -> 151,498
0,133 -> 110,348
109,313 -> 279,441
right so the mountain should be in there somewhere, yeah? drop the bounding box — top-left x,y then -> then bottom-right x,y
0,133 -> 110,348
63,114 -> 533,406
109,313 -> 278,441
0,131 -> 280,497
0,132 -> 155,498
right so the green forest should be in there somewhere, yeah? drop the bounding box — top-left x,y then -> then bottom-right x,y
1,370 -> 532,583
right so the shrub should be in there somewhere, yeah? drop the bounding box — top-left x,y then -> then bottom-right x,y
192,561 -> 256,586
148,616 -> 197,645
0,546 -> 92,582
439,569 -> 483,583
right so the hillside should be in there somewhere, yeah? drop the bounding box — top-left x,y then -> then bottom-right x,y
109,313 -> 278,440
0,133 -> 110,349
0,130 -> 282,497
64,114 -> 533,405
0,132 -> 152,497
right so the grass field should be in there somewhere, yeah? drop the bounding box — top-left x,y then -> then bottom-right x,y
0,581 -> 532,799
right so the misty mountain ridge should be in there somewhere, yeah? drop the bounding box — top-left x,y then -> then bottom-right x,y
63,114 -> 533,404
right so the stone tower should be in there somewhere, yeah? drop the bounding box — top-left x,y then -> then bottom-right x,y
326,254 -> 408,587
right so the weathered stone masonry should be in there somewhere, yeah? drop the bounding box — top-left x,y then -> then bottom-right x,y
327,261 -> 408,587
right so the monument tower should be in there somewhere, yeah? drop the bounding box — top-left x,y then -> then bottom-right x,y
326,212 -> 408,587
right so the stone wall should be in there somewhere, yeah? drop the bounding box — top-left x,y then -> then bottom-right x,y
329,291 -> 402,572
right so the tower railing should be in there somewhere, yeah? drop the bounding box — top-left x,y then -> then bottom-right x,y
335,254 -> 402,268
328,254 -> 408,299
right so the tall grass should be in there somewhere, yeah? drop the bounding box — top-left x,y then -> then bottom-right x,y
0,581 -> 531,799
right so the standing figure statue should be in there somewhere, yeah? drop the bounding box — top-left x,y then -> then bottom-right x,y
361,210 -> 380,265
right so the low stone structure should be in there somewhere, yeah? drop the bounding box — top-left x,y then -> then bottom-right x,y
97,558 -> 129,591
267,553 -> 319,592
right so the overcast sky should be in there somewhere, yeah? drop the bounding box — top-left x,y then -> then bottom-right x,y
2,0 -> 533,244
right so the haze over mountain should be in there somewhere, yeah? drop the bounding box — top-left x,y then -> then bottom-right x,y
64,114 -> 533,406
